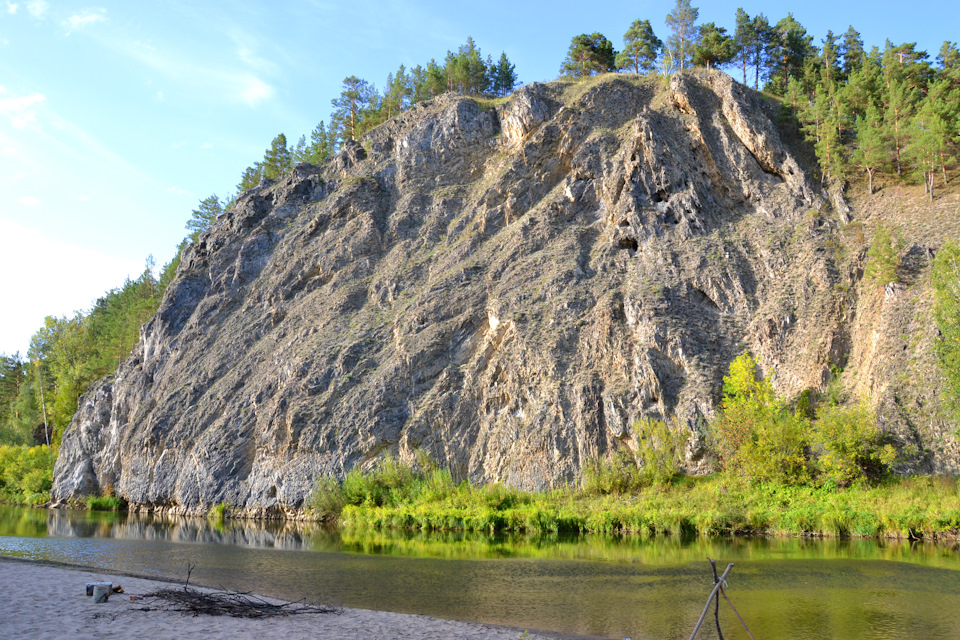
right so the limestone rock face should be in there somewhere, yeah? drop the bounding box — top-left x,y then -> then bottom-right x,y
51,70 -> 957,514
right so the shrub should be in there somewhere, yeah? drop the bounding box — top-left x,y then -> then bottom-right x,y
633,417 -> 686,486
711,352 -> 810,485
863,224 -> 903,288
308,476 -> 346,520
932,241 -> 960,421
85,495 -> 126,511
812,403 -> 896,486
0,444 -> 56,505
581,447 -> 643,494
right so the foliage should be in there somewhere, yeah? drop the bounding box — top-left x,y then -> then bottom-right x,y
85,495 -> 127,512
633,417 -> 686,486
581,448 -> 643,495
932,241 -> 960,418
712,352 -> 810,485
863,224 -> 903,288
692,22 -> 734,70
560,33 -> 617,78
664,0 -> 699,71
208,501 -> 230,522
185,194 -> 226,241
812,404 -> 896,486
615,19 -> 662,74
0,445 -> 55,505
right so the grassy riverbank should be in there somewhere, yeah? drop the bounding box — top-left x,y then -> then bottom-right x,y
316,463 -> 960,540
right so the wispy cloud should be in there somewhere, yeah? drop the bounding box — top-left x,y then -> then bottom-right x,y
200,141 -> 213,149
25,0 -> 47,18
64,8 -> 107,33
166,186 -> 188,195
0,91 -> 46,128
236,75 -> 273,106
19,196 -> 40,206
110,37 -> 275,108
6,3 -> 18,15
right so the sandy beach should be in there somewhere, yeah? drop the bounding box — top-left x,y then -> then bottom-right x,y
0,557 -> 568,640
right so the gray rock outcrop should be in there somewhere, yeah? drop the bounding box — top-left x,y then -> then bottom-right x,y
51,70 -> 957,515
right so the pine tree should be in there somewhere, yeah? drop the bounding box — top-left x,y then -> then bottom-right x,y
185,194 -> 224,240
853,103 -> 888,194
262,133 -> 292,181
766,13 -> 815,95
292,135 -> 308,164
732,8 -> 755,85
560,33 -> 617,78
693,22 -> 734,70
615,19 -> 662,74
665,0 -> 699,72
307,121 -> 335,164
331,76 -> 376,143
492,53 -> 518,96
749,13 -> 772,90
840,26 -> 865,77
238,162 -> 263,192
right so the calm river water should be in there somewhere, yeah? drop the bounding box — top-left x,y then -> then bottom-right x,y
1,506 -> 959,639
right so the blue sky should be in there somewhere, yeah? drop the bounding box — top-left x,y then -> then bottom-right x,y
1,0 -> 956,356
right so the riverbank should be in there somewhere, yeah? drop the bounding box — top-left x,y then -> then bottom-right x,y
0,557 -> 568,640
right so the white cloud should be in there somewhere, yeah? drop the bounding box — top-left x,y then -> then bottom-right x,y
200,141 -> 213,150
236,74 -> 273,106
19,196 -> 40,206
155,90 -> 164,101
6,3 -> 17,15
25,0 -> 47,18
167,186 -> 187,195
64,8 -> 107,32
113,38 -> 275,108
0,91 -> 46,128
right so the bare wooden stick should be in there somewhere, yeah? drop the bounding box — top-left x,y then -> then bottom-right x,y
689,563 -> 735,640
721,588 -> 757,640
708,558 -> 724,640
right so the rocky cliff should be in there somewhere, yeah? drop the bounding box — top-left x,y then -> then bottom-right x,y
51,70 -> 959,515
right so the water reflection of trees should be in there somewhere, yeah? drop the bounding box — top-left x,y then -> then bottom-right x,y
36,508 -> 331,551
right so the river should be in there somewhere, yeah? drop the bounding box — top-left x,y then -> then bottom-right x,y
1,506 -> 959,639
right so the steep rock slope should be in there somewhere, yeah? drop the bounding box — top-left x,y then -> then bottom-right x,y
51,71 -> 953,515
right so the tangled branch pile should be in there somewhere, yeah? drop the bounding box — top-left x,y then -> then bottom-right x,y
139,587 -> 340,619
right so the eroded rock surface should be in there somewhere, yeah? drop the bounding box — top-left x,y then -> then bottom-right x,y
52,70 -> 957,514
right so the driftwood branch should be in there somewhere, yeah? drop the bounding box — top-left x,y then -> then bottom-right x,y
708,558 -> 724,640
688,563 -> 735,640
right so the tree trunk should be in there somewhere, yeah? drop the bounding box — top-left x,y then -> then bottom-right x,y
867,167 -> 875,195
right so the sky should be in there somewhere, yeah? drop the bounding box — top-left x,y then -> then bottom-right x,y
1,0 -> 956,357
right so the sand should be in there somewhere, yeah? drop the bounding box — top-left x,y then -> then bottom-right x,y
0,557 -> 563,640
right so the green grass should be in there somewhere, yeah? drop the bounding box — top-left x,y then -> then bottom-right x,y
313,459 -> 960,540
85,495 -> 126,512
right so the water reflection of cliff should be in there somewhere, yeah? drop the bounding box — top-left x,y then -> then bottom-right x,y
40,508 -> 330,551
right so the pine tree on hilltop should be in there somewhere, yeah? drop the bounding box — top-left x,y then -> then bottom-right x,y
615,19 -> 662,74
560,33 -> 617,78
492,53 -> 518,96
262,133 -> 292,181
665,0 -> 699,71
693,22 -> 734,70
